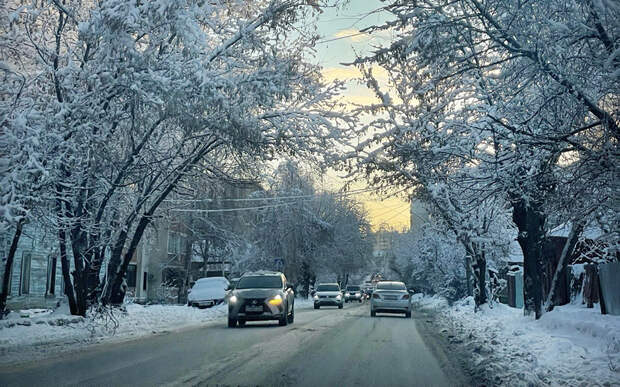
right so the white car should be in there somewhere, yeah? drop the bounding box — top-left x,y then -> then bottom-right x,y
313,283 -> 343,309
188,277 -> 229,308
370,281 -> 412,318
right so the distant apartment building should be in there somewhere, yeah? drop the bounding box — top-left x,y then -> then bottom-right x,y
409,200 -> 430,235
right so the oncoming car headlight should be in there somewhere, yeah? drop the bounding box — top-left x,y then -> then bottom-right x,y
313,295 -> 319,300
268,294 -> 283,306
229,295 -> 238,304
336,294 -> 341,300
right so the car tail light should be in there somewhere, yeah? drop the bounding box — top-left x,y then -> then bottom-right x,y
402,294 -> 410,300
373,293 -> 381,299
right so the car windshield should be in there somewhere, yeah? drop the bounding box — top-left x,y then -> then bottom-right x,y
193,278 -> 227,289
346,286 -> 360,291
376,282 -> 406,290
317,284 -> 339,292
236,276 -> 282,289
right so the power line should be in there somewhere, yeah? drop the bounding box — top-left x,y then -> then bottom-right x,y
163,187 -> 378,203
168,202 -> 302,213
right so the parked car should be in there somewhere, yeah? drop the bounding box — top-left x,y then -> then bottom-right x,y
313,283 -> 343,309
227,271 -> 295,328
344,285 -> 362,303
370,281 -> 411,318
188,277 -> 229,308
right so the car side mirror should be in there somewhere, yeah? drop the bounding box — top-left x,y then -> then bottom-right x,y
286,283 -> 294,290
311,290 -> 316,296
226,284 -> 233,291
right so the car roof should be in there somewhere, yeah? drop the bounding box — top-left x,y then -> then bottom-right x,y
196,276 -> 228,282
241,270 -> 282,277
375,281 -> 406,286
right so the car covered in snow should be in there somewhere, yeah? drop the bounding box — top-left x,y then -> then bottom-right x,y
344,285 -> 363,303
227,271 -> 295,328
313,283 -> 343,309
370,281 -> 411,318
187,277 -> 229,308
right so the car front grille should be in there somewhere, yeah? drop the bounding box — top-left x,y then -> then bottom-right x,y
242,298 -> 266,313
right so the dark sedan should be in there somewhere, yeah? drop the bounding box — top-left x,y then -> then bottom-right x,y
227,271 -> 295,328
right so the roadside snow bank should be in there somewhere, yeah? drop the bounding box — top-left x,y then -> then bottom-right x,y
414,294 -> 620,385
0,297 -> 314,365
0,303 -> 227,365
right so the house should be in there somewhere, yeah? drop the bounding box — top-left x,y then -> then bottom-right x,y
0,222 -> 65,309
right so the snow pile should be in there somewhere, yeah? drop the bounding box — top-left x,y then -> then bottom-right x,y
414,295 -> 620,385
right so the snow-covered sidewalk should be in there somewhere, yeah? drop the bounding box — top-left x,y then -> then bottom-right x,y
0,302 -> 228,365
0,297 -> 315,365
413,294 -> 620,386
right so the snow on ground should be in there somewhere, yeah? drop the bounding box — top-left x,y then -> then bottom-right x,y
414,294 -> 620,386
0,302 -> 228,365
0,297 -> 313,365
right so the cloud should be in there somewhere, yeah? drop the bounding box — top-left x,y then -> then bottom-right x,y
333,29 -> 370,43
321,65 -> 389,83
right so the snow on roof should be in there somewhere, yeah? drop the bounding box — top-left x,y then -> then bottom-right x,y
548,222 -> 604,240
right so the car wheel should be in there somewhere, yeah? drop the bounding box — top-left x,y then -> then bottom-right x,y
238,319 -> 246,327
279,302 -> 289,326
287,306 -> 294,324
358,299 -> 362,303
227,318 -> 237,328
314,304 -> 320,309
371,310 -> 376,317
405,311 -> 411,318
338,303 -> 343,309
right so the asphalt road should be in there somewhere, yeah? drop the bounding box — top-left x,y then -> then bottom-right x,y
0,302 -> 465,386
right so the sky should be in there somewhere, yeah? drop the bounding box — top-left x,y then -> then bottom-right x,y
308,1 -> 411,232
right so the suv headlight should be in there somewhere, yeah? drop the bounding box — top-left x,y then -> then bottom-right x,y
229,295 -> 238,304
313,295 -> 319,300
268,294 -> 283,306
336,294 -> 341,300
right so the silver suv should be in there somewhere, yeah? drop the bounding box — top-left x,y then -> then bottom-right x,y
313,283 -> 343,309
227,271 -> 295,328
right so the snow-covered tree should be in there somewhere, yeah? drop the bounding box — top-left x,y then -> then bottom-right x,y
1,0 -> 354,315
348,0 -> 618,318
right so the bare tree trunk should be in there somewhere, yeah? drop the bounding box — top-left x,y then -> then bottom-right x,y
464,255 -> 473,297
0,220 -> 25,319
512,199 -> 545,319
57,200 -> 79,315
544,221 -> 584,312
472,247 -> 487,308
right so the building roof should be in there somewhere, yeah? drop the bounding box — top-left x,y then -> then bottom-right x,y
549,222 -> 604,240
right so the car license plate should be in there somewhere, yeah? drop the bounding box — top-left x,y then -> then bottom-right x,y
384,296 -> 397,300
246,305 -> 262,312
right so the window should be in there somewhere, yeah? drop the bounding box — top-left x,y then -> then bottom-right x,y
46,255 -> 57,296
126,264 -> 137,288
236,276 -> 282,289
143,272 -> 148,291
20,252 -> 31,295
316,284 -> 340,292
167,231 -> 182,255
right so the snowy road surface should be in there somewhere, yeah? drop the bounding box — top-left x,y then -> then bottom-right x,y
0,302 -> 464,386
